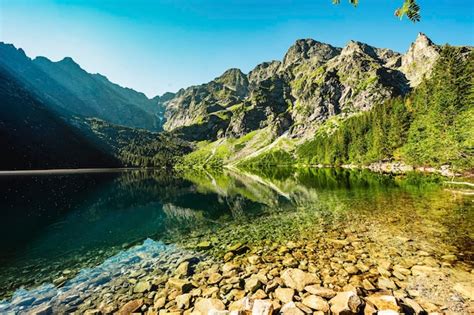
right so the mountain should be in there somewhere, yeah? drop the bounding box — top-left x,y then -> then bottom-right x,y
163,33 -> 437,142
175,34 -> 473,170
0,43 -> 162,130
0,66 -> 120,170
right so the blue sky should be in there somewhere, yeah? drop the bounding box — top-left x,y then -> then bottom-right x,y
1,0 -> 473,97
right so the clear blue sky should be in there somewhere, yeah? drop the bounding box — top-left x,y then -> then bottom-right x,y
1,0 -> 473,97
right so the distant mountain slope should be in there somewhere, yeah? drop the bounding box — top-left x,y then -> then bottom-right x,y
163,33 -> 438,141
0,67 -> 120,170
0,43 -> 161,130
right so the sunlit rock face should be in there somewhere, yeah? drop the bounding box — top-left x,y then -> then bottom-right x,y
400,32 -> 441,87
162,34 -> 442,141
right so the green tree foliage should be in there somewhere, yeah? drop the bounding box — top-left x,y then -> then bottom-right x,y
296,46 -> 473,170
333,0 -> 421,22
83,118 -> 192,168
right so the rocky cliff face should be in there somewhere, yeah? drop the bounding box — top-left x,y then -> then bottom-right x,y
163,33 -> 441,141
400,33 -> 441,87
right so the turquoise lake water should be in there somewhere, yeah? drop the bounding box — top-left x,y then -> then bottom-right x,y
0,168 -> 472,302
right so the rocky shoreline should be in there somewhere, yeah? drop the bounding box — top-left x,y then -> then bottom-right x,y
2,171 -> 473,315
5,208 -> 471,315
92,230 -> 473,315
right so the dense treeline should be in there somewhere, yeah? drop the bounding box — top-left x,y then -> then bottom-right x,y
296,46 -> 473,169
242,46 -> 473,170
82,118 -> 192,168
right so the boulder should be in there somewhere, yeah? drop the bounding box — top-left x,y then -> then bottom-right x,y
275,287 -> 295,303
245,277 -> 263,293
329,291 -> 362,315
400,298 -> 426,315
134,280 -> 152,293
366,294 -> 399,312
117,299 -> 144,315
194,298 -> 226,315
167,278 -> 194,293
280,302 -> 305,315
208,273 -> 223,285
176,293 -> 192,309
281,269 -> 319,292
304,285 -> 336,298
252,299 -> 274,315
302,295 -> 329,312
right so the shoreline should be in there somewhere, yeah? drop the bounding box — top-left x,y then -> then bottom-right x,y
0,167 -> 159,176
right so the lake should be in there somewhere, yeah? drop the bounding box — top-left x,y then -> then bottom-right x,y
0,168 -> 472,313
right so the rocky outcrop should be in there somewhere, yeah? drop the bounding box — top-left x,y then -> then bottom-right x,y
400,32 -> 440,87
163,34 -> 444,141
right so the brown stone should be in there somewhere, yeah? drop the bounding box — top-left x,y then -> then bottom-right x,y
117,299 -> 144,315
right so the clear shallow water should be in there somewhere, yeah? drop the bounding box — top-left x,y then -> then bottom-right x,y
0,168 -> 472,303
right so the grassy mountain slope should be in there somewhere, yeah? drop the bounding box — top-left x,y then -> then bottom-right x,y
240,46 -> 474,171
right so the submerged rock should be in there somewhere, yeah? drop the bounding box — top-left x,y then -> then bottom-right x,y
116,299 -> 143,315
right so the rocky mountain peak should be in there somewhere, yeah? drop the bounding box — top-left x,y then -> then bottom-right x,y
400,33 -> 440,86
248,61 -> 281,85
282,39 -> 341,69
215,68 -> 249,97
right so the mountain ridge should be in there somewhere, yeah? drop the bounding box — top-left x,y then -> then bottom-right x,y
162,33 -> 440,142
0,42 -> 163,131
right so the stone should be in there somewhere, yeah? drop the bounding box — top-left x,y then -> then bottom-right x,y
275,287 -> 295,303
441,254 -> 457,262
224,252 -> 234,262
281,269 -> 319,292
208,273 -> 223,285
301,295 -> 329,312
168,278 -> 194,293
344,265 -> 359,275
252,299 -> 274,315
28,303 -> 53,315
362,279 -> 376,291
222,262 -> 238,273
400,298 -> 425,315
196,241 -> 212,250
176,261 -> 190,277
280,302 -> 305,315
194,298 -> 225,315
329,291 -> 362,315
228,242 -> 249,254
154,296 -> 166,309
377,267 -> 391,277
356,262 -> 370,273
411,265 -> 439,276
377,277 -> 397,290
248,255 -> 261,265
407,290 -> 420,298
134,280 -> 152,293
252,289 -> 267,300
245,277 -> 263,293
366,294 -> 399,312
176,294 -> 191,309
304,285 -> 336,298
453,283 -> 474,300
282,257 -> 298,267
117,299 -> 144,315
295,302 -> 312,314
203,287 -> 219,297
